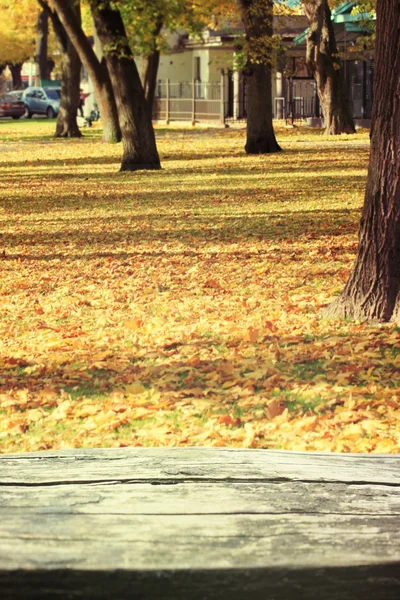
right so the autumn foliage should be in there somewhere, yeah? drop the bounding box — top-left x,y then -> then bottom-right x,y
0,0 -> 38,66
0,121 -> 399,454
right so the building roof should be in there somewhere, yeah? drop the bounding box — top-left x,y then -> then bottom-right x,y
183,15 -> 308,50
293,1 -> 375,47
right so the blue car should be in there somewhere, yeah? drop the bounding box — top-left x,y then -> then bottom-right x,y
22,86 -> 61,118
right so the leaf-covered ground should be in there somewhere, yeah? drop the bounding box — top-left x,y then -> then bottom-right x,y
0,120 -> 399,454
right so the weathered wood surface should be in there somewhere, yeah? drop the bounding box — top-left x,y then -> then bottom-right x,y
1,447 -> 400,599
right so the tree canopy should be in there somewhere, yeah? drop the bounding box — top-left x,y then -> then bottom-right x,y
0,0 -> 37,66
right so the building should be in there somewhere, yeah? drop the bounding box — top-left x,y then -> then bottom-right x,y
149,1 -> 374,126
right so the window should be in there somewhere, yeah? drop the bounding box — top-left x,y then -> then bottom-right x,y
45,89 -> 60,100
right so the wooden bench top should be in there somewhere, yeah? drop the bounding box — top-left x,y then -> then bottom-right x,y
1,447 -> 400,599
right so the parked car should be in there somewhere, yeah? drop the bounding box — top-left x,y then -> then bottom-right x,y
0,92 -> 26,119
22,86 -> 61,118
8,90 -> 24,102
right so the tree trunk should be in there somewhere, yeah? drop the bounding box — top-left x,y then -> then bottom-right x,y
245,62 -> 281,154
142,17 -> 163,114
143,50 -> 161,115
39,1 -> 81,137
10,64 -> 22,89
47,58 -> 55,80
304,0 -> 355,135
54,27 -> 82,138
55,46 -> 82,138
322,0 -> 400,322
51,0 -> 121,143
239,0 -> 281,154
91,0 -> 160,172
35,8 -> 49,84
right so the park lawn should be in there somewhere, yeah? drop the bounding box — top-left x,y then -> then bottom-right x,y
0,120 -> 399,454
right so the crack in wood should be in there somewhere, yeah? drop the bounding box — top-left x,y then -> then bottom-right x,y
0,510 -> 397,517
1,477 -> 400,487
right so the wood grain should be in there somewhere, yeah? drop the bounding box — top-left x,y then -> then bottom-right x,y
1,447 -> 399,599
2,447 -> 400,484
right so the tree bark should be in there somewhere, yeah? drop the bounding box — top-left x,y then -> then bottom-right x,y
90,0 -> 160,171
35,8 -> 49,84
142,17 -> 163,114
55,48 -> 82,137
303,0 -> 355,135
10,64 -> 23,89
143,51 -> 161,115
322,0 -> 400,322
53,11 -> 82,137
239,0 -> 281,154
51,0 -> 121,143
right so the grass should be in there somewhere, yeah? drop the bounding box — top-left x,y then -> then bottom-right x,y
0,117 -> 103,142
0,118 -> 399,454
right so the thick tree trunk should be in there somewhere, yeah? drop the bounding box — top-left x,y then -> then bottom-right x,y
322,0 -> 400,322
51,0 -> 121,143
304,0 -> 355,135
91,0 -> 160,171
10,64 -> 22,89
239,0 -> 281,154
35,8 -> 49,84
245,62 -> 281,154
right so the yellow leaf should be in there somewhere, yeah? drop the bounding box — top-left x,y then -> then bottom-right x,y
76,405 -> 102,418
125,382 -> 146,395
123,318 -> 144,330
361,419 -> 389,434
293,415 -> 318,431
373,439 -> 399,453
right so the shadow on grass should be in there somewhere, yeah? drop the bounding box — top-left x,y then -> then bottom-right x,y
0,144 -> 369,170
0,167 -> 366,214
0,151 -> 242,169
0,208 -> 360,260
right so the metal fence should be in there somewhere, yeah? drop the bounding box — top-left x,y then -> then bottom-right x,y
153,79 -> 225,123
152,67 -> 372,125
274,96 -> 321,122
152,78 -> 319,125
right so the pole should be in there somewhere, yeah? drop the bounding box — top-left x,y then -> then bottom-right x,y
220,73 -> 225,124
192,79 -> 195,125
166,79 -> 170,124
